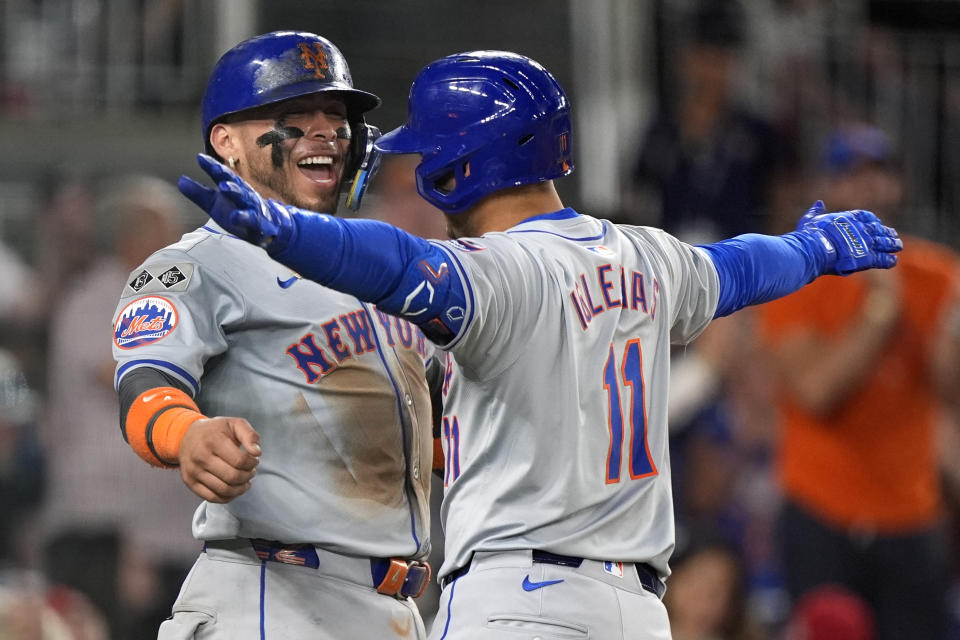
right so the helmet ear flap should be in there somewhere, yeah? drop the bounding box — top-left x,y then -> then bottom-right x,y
413,151 -> 484,212
344,122 -> 382,211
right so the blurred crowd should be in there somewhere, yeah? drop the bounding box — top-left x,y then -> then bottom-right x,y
1,1 -> 959,639
621,2 -> 960,640
0,175 -> 203,640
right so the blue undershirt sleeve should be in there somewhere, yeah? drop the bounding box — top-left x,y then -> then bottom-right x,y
698,231 -> 831,318
272,215 -> 467,344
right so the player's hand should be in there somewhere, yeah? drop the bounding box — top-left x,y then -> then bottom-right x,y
796,200 -> 903,275
177,416 -> 261,503
178,153 -> 298,255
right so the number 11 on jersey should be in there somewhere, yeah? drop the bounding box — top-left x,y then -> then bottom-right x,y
603,339 -> 658,483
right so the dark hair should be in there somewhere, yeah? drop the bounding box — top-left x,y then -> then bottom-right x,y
668,533 -> 756,640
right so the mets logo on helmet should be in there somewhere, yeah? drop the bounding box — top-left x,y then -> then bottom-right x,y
114,296 -> 178,349
298,42 -> 329,79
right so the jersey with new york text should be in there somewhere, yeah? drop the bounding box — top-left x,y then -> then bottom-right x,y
432,208 -> 720,578
112,221 -> 434,559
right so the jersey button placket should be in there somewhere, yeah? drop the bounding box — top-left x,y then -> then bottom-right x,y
405,394 -> 420,478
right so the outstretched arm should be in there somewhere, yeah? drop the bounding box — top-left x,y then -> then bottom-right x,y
180,155 -> 901,332
179,154 -> 467,343
699,201 -> 902,317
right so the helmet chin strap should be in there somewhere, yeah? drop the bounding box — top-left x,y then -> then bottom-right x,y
345,125 -> 382,211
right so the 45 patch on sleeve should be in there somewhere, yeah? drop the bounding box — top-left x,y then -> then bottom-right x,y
123,263 -> 195,297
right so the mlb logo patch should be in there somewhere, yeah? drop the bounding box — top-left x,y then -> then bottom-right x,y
603,561 -> 624,578
588,245 -> 616,257
114,296 -> 178,349
450,238 -> 486,252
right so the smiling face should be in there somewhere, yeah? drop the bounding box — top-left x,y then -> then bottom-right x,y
209,93 -> 352,213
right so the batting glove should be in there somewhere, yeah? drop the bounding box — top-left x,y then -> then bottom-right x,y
796,200 -> 903,275
178,153 -> 299,255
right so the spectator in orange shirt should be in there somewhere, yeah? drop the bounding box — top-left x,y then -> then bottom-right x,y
758,124 -> 960,640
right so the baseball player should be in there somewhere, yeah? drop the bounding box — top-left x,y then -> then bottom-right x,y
178,51 -> 903,639
112,32 -> 438,639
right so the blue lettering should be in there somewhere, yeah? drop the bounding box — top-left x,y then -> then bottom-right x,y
570,290 -> 589,330
286,334 -> 334,383
598,264 -> 622,309
395,317 -> 414,348
375,310 -> 396,346
442,353 -> 453,397
339,311 -> 375,354
415,327 -> 427,356
631,272 -> 648,312
322,320 -> 351,362
581,274 -> 604,315
651,278 -> 660,320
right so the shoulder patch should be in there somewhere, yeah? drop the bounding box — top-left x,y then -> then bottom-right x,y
123,263 -> 195,297
114,296 -> 179,349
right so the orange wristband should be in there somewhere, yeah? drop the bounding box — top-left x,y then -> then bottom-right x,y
125,387 -> 207,468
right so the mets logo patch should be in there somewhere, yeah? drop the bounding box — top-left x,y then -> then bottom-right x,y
297,42 -> 329,79
114,296 -> 178,349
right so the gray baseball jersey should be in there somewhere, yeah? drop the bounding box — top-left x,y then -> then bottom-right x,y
432,209 -> 719,579
112,220 -> 435,559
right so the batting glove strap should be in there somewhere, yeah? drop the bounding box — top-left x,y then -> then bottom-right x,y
795,201 -> 902,275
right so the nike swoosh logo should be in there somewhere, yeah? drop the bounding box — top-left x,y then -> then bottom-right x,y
277,275 -> 299,289
521,575 -> 564,592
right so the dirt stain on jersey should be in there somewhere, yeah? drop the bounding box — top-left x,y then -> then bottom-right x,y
297,361 -> 408,510
390,613 -> 413,637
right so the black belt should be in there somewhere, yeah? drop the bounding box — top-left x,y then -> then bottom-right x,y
203,539 -> 431,599
441,550 -> 665,599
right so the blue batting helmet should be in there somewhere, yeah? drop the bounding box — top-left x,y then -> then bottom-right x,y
201,31 -> 382,210
375,51 -> 573,213
202,31 -> 379,150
